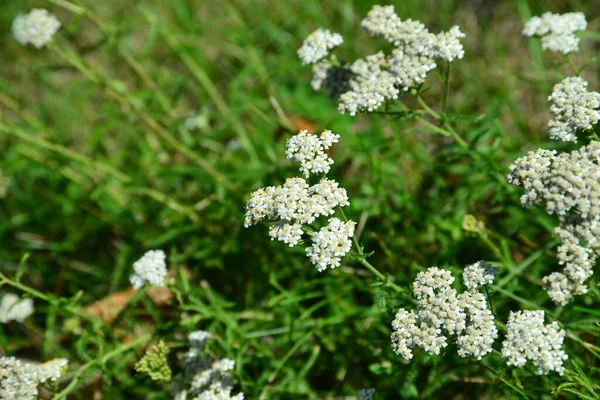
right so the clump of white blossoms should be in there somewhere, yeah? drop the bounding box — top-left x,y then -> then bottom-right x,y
501,310 -> 568,375
245,130 -> 355,271
547,77 -> 600,142
130,249 -> 168,290
391,261 -> 498,361
12,9 -> 61,49
523,12 -> 586,54
171,331 -> 244,400
507,141 -> 600,304
299,5 -> 466,116
298,28 -> 343,65
0,357 -> 68,400
285,129 -> 339,177
0,293 -> 34,323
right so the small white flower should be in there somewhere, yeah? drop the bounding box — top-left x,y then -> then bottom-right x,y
523,12 -> 586,54
12,9 -> 61,49
298,28 -> 343,65
463,260 -> 498,291
285,130 -> 340,177
548,77 -> 600,142
392,265 -> 497,361
130,250 -> 168,290
507,141 -> 600,304
306,217 -> 356,271
0,357 -> 68,400
501,310 -> 568,375
0,294 -> 34,323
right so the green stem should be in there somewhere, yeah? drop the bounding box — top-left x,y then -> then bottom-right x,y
416,95 -> 469,148
442,62 -> 452,113
53,334 -> 152,400
337,208 -> 403,293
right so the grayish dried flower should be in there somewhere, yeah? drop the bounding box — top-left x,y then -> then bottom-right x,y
172,331 -> 244,400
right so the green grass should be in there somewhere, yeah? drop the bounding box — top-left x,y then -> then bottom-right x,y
1,0 -> 599,398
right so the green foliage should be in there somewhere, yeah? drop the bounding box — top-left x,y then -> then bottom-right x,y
1,0 -> 599,399
135,341 -> 172,383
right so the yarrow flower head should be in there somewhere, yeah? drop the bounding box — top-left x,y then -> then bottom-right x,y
507,141 -> 600,304
130,249 -> 168,290
297,28 -> 343,65
171,331 -> 244,400
463,261 -> 498,291
391,263 -> 498,361
285,130 -> 340,177
245,129 -> 354,271
0,293 -> 34,323
523,12 -> 587,54
306,218 -> 356,271
12,9 -> 61,49
547,77 -> 600,142
501,310 -> 568,375
0,357 -> 68,400
301,5 -> 466,116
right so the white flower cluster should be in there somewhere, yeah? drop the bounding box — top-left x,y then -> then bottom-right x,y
0,293 -> 34,323
130,249 -> 168,290
12,9 -> 61,49
501,310 -> 568,375
297,28 -> 343,65
391,262 -> 498,361
172,331 -> 244,400
0,357 -> 68,400
306,218 -> 356,272
285,129 -> 340,177
523,12 -> 586,54
245,130 -> 355,271
548,77 -> 600,142
301,5 -> 466,116
507,141 -> 600,304
463,261 -> 498,291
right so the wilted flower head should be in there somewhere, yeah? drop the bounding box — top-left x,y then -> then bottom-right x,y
12,9 -> 61,49
298,28 -> 343,65
0,357 -> 68,400
548,77 -> 600,142
130,250 -> 168,290
391,263 -> 498,361
0,293 -> 34,323
523,12 -> 587,54
501,310 -> 567,375
171,331 -> 244,400
507,142 -> 600,304
359,388 -> 376,400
